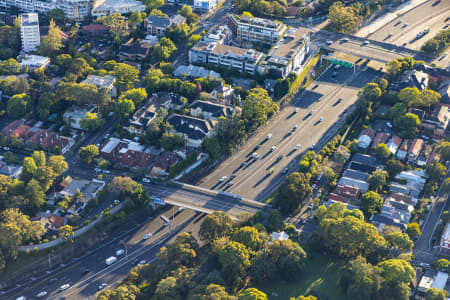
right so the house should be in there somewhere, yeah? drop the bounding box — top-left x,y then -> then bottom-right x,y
337,177 -> 369,193
173,65 -> 221,79
422,105 -> 450,138
441,223 -> 450,255
82,24 -> 109,36
417,144 -> 433,167
358,128 -> 375,149
189,100 -> 234,120
328,193 -> 349,203
194,0 -> 219,11
32,212 -> 66,235
409,108 -> 426,121
0,164 -> 23,179
370,214 -> 407,232
167,114 -> 216,148
203,25 -> 232,45
271,231 -> 289,242
100,138 -> 155,169
332,185 -> 360,201
438,79 -> 450,104
18,54 -> 50,70
119,40 -> 150,61
371,132 -> 390,150
58,177 -> 105,214
128,102 -> 156,136
351,153 -> 380,166
348,161 -> 377,174
407,138 -> 423,163
431,271 -> 448,291
170,14 -> 186,27
396,139 -> 410,160
387,192 -> 415,206
82,74 -> 117,98
63,106 -> 97,130
392,170 -> 427,198
158,93 -> 187,111
342,169 -> 370,182
428,146 -> 441,164
386,136 -> 402,155
417,269 -> 436,294
380,199 -> 414,225
1,119 -> 30,139
211,84 -> 234,100
140,35 -> 159,48
146,15 -> 171,36
151,150 -> 180,177
391,69 -> 429,92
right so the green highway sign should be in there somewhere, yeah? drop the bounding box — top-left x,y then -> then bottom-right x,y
329,58 -> 353,68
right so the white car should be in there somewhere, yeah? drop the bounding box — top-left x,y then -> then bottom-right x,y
294,144 -> 301,150
104,170 -> 111,174
94,168 -> 102,172
60,284 -> 70,291
98,283 -> 108,290
178,207 -> 184,212
143,233 -> 152,240
16,297 -> 26,300
270,146 -> 277,152
142,178 -> 151,183
386,122 -> 393,128
326,40 -> 333,45
3,146 -> 10,151
295,108 -> 300,113
37,291 -> 47,298
137,260 -> 146,266
219,176 -> 227,182
114,200 -> 120,205
266,134 -> 272,140
342,38 -> 349,42
362,40 -> 369,45
116,249 -> 125,256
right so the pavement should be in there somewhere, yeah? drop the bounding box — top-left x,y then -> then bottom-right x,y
5,209 -> 205,300
198,65 -> 380,201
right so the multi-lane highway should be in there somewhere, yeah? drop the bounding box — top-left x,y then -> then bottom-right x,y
365,0 -> 450,67
6,209 -> 205,300
198,65 -> 380,201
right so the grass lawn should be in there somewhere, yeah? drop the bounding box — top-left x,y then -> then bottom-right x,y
256,251 -> 347,300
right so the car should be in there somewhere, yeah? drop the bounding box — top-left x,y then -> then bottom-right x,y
362,40 -> 369,45
312,183 -> 317,189
137,260 -> 146,266
219,176 -> 228,182
312,84 -> 319,89
332,71 -> 338,77
442,53 -> 448,59
386,33 -> 393,39
3,146 -> 10,151
270,146 -> 277,152
336,98 -> 342,104
114,199 -> 120,205
241,161 -> 247,167
142,178 -> 150,183
295,108 -> 299,113
386,122 -> 393,128
334,64 -> 341,70
143,233 -> 152,240
37,291 -> 48,298
310,144 -> 316,149
60,284 -> 70,291
292,125 -> 298,131
326,40 -> 333,45
230,174 -> 236,180
276,155 -> 283,162
80,268 -> 90,276
266,134 -> 272,140
444,24 -> 449,29
423,28 -> 430,35
402,23 -> 408,28
227,182 -> 233,187
308,203 -> 313,209
99,283 -> 108,290
133,259 -> 140,265
96,143 -> 100,147
252,152 -> 259,159
94,168 -> 102,172
342,38 -> 349,42
16,297 -> 26,300
307,110 -> 313,116
178,207 -> 184,212
58,297 -> 66,300
294,144 -> 301,150
282,167 -> 289,174
116,249 -> 125,256
49,277 -> 58,283
318,117 -> 323,122
104,170 -> 111,174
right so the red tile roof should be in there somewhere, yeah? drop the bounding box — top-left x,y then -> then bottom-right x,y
154,151 -> 179,171
371,132 -> 389,149
1,119 -> 24,137
329,193 -> 349,203
408,138 -> 424,157
333,185 -> 360,198
48,214 -> 65,228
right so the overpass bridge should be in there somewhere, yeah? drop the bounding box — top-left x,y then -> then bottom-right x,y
144,181 -> 271,218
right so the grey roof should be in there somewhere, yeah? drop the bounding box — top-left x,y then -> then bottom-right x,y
147,15 -> 171,28
337,177 -> 369,192
170,14 -> 186,26
370,214 -> 407,231
351,153 -> 379,166
342,169 -> 370,181
173,65 -> 221,79
190,100 -> 233,118
348,161 -> 377,174
0,165 -> 22,177
167,114 -> 215,141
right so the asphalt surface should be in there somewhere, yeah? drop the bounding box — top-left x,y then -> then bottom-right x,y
6,209 -> 205,300
366,0 -> 450,68
198,65 -> 380,201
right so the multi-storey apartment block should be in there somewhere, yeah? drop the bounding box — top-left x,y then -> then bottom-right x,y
20,12 -> 40,52
227,14 -> 286,45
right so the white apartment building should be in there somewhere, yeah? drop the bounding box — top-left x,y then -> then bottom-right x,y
193,0 -> 217,11
20,13 -> 40,53
91,0 -> 145,18
227,14 -> 286,45
189,41 -> 264,74
1,0 -> 90,20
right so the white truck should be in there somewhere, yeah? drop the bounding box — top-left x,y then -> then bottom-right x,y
106,256 -> 117,265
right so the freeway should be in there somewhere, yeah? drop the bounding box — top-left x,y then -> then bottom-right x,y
198,65 -> 380,201
5,209 -> 205,300
364,0 -> 450,67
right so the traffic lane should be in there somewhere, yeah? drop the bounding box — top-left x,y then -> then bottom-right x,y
229,68 -> 378,199
368,0 -> 450,43
10,210 -> 195,300
329,40 -> 405,63
61,210 -> 200,300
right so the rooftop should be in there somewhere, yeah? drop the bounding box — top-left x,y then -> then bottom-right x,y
192,41 -> 263,60
267,27 -> 309,63
82,74 -> 115,88
20,13 -> 39,26
232,14 -> 281,30
19,55 -> 50,67
93,0 -> 145,11
147,15 -> 171,28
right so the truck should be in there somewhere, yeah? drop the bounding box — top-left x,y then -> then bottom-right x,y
106,256 -> 117,265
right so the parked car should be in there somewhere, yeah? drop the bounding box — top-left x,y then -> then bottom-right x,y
282,167 -> 289,174
94,168 -> 101,172
270,146 -> 277,152
142,178 -> 150,183
137,260 -> 146,266
292,125 -> 298,131
3,147 -> 10,151
116,249 -> 125,256
266,134 -> 272,140
60,284 -> 70,291
219,176 -> 227,182
294,144 -> 301,150
362,40 -> 370,45
98,283 -> 107,290
143,233 -> 152,240
37,291 -> 47,298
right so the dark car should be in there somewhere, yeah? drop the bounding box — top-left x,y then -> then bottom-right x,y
230,174 -> 236,180
276,155 -> 283,162
80,268 -> 90,276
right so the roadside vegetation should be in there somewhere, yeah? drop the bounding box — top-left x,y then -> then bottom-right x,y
421,29 -> 450,56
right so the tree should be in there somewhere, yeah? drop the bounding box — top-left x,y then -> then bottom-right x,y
34,166 -> 55,192
191,284 -> 235,300
199,211 -> 234,242
406,222 -> 421,240
394,113 -> 420,139
359,82 -> 382,101
385,159 -> 405,178
128,11 -> 144,32
25,179 -> 46,212
178,5 -> 193,17
386,232 -> 413,253
340,256 -> 382,300
68,58 -> 93,79
387,102 -> 407,120
432,259 -> 450,272
442,178 -> 450,193
157,233 -> 198,268
425,288 -> 447,300
187,34 -> 202,48
437,141 -> 450,161
39,20 -> 63,57
22,157 -> 37,181
79,112 -> 105,132
79,145 -> 99,165
144,0 -> 164,10
273,172 -> 312,215
152,37 -> 177,62
397,87 -> 422,107
374,143 -> 390,160
123,88 -> 147,106
427,163 -> 446,182
7,93 -> 31,119
328,1 -> 362,34
361,191 -> 383,215
47,155 -> 68,176
47,9 -> 66,25
377,259 -> 414,285
112,63 -> 139,94
0,58 -> 21,75
421,89 -> 441,109
267,239 -> 307,279
238,288 -> 268,300
115,98 -> 135,122
242,88 -> 278,132
32,151 -> 46,167
368,170 -> 388,193
232,226 -> 264,251
218,241 -> 251,283
99,13 -> 130,43
166,24 -> 190,44
290,297 -> 317,300
160,132 -> 184,150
